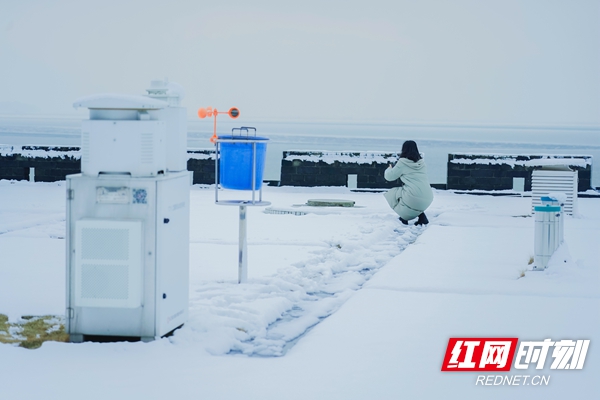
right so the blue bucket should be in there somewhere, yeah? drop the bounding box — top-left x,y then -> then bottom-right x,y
219,135 -> 269,190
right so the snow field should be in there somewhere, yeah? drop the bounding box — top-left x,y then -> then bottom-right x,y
0,180 -> 598,399
182,187 -> 423,356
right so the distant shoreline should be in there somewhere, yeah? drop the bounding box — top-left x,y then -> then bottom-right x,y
1,117 -> 599,185
1,114 -> 599,132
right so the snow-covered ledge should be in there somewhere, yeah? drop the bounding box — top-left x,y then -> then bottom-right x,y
447,154 -> 593,192
0,145 -> 81,182
280,150 -> 401,188
0,145 -> 219,184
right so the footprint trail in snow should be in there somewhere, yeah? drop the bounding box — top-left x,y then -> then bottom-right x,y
175,214 -> 426,357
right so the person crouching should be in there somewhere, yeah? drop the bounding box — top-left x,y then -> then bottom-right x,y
383,140 -> 433,226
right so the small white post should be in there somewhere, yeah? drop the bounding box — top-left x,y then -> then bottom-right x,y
238,205 -> 248,283
29,167 -> 35,182
347,174 -> 357,189
512,177 -> 524,192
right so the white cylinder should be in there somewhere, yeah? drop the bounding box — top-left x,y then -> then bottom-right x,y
533,204 -> 562,270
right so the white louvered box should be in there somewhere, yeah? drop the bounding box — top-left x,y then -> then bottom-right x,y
81,120 -> 167,177
532,168 -> 578,215
74,85 -> 188,177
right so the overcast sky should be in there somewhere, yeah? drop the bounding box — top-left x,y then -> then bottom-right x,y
1,0 -> 598,125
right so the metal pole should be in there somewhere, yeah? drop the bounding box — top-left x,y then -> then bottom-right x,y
215,141 -> 219,203
238,205 -> 248,283
251,142 -> 256,204
257,142 -> 263,202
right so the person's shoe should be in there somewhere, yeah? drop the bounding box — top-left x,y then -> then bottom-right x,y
414,213 -> 429,226
399,217 -> 409,225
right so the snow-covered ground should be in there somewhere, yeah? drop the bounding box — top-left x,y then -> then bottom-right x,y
0,180 -> 598,399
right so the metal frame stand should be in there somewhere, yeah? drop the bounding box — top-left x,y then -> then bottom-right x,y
214,132 -> 270,283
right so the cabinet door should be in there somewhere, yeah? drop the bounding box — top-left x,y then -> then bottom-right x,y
155,173 -> 190,334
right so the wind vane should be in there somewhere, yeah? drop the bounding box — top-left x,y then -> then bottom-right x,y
197,106 -> 240,143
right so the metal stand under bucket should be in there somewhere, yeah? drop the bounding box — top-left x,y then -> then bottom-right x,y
214,127 -> 270,283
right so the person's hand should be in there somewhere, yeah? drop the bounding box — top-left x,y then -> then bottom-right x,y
387,163 -> 392,169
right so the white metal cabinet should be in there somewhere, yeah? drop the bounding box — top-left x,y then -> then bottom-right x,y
66,171 -> 190,341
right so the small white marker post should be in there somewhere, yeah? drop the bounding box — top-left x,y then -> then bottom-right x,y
347,174 -> 358,189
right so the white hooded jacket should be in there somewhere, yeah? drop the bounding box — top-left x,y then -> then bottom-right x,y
383,158 -> 433,220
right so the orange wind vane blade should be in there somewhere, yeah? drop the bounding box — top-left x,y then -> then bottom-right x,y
197,106 -> 240,143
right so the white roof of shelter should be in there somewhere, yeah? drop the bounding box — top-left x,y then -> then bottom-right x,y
73,94 -> 168,110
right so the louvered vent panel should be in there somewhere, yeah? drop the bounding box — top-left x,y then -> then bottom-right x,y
140,132 -> 154,164
81,130 -> 90,166
81,264 -> 129,300
75,220 -> 142,308
81,228 -> 129,260
532,170 -> 578,215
